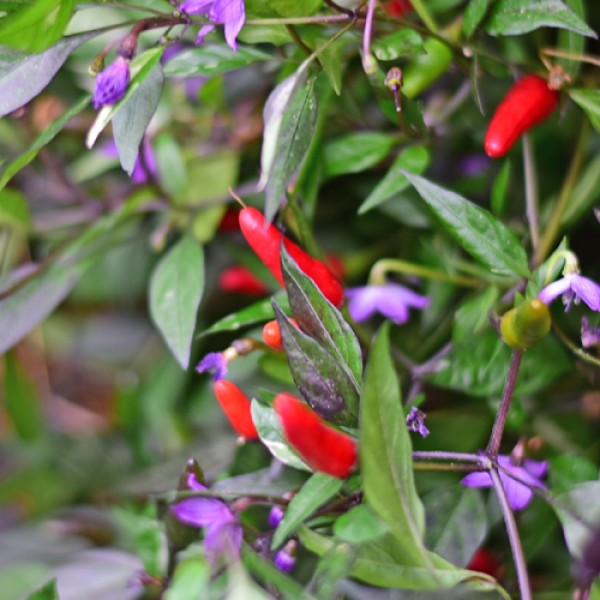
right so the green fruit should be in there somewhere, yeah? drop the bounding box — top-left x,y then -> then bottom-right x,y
401,37 -> 452,99
500,298 -> 551,349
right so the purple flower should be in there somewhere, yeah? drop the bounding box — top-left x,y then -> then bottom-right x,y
92,56 -> 130,109
268,505 -> 284,529
461,455 -> 548,511
196,352 -> 227,381
103,139 -> 157,183
538,273 -> 600,312
581,317 -> 600,348
171,472 -> 242,562
406,406 -> 429,438
274,549 -> 296,573
180,0 -> 245,52
346,283 -> 429,324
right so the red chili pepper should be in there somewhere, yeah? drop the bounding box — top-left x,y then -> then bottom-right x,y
218,265 -> 269,296
262,318 -> 299,351
274,393 -> 357,478
384,0 -> 413,17
218,207 -> 241,232
213,380 -> 259,440
238,207 -> 344,307
467,548 -> 504,580
484,75 -> 559,158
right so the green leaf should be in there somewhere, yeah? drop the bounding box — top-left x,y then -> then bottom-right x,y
149,236 -> 204,370
490,160 -> 511,217
550,455 -> 599,494
372,29 -> 424,61
155,133 -> 187,197
556,0 -> 585,79
272,473 -> 343,549
299,527 -> 506,593
555,481 -> 600,560
164,556 -> 209,600
201,293 -> 289,336
4,351 -> 44,441
163,43 -> 273,77
0,196 -> 145,354
334,504 -> 389,544
561,152 -> 600,226
86,47 -> 165,150
0,188 -> 30,228
281,245 -> 362,386
323,132 -> 396,178
26,579 -> 59,600
569,89 -> 600,132
485,0 -> 597,38
250,400 -> 310,471
424,486 -> 487,567
360,322 -> 426,561
0,0 -> 75,52
260,62 -> 318,221
358,145 -> 430,214
404,172 -> 530,277
0,95 -> 90,191
453,287 -> 500,340
0,31 -> 97,117
463,0 -> 491,37
273,301 -> 359,426
113,62 -> 164,176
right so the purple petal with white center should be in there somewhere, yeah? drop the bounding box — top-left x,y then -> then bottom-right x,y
346,287 -> 381,323
171,496 -> 234,528
571,275 -> 600,311
538,277 -> 572,305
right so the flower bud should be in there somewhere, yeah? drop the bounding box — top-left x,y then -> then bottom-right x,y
500,298 -> 551,349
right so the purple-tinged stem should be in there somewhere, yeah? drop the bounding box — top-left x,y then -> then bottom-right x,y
489,467 -> 532,600
362,0 -> 377,73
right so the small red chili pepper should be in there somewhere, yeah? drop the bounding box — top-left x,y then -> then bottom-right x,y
467,548 -> 504,581
274,393 -> 357,478
213,380 -> 259,440
218,265 -> 269,296
262,318 -> 299,351
384,0 -> 413,17
218,207 -> 241,232
484,75 -> 559,158
238,207 -> 344,307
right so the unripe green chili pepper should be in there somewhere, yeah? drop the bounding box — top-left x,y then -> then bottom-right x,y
500,298 -> 551,349
401,37 -> 452,99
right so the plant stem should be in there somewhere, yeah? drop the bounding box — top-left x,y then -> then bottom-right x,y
412,450 -> 483,462
369,258 -> 483,288
533,120 -> 589,266
486,350 -> 523,458
245,14 -> 354,26
522,133 -> 539,252
413,462 -> 481,472
362,0 -> 377,73
489,467 -> 532,600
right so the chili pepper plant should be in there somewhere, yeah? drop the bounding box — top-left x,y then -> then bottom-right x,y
1,1 -> 600,599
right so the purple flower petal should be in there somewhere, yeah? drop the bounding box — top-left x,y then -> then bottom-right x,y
571,275 -> 600,311
581,317 -> 600,348
346,287 -> 381,323
204,520 -> 242,561
461,471 -> 493,488
538,277 -> 571,305
523,458 -> 548,480
377,288 -> 410,324
92,57 -> 130,109
500,470 -> 534,511
405,406 -> 429,438
179,0 -> 212,14
214,0 -> 245,51
171,496 -> 234,528
274,549 -> 295,573
196,23 -> 215,45
196,352 -> 227,381
268,506 -> 284,529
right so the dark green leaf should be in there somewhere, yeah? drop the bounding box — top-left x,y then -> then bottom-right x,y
272,473 -> 343,549
569,89 -> 600,132
424,486 -> 487,567
561,152 -> 600,226
372,29 -> 424,61
323,133 -> 396,179
149,236 -> 204,370
0,0 -> 75,52
550,455 -> 599,494
113,62 -> 164,175
163,43 -> 273,77
4,351 -> 44,441
404,173 -> 530,277
490,160 -> 511,217
250,400 -> 310,471
0,31 -> 97,117
281,245 -> 363,385
260,63 -> 318,221
334,504 -> 389,544
0,95 -> 90,191
452,287 -> 500,341
358,145 -> 430,214
485,0 -> 597,38
274,301 -> 359,425
360,322 -> 426,561
26,579 -> 59,600
556,0 -> 585,79
463,0 -> 491,37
